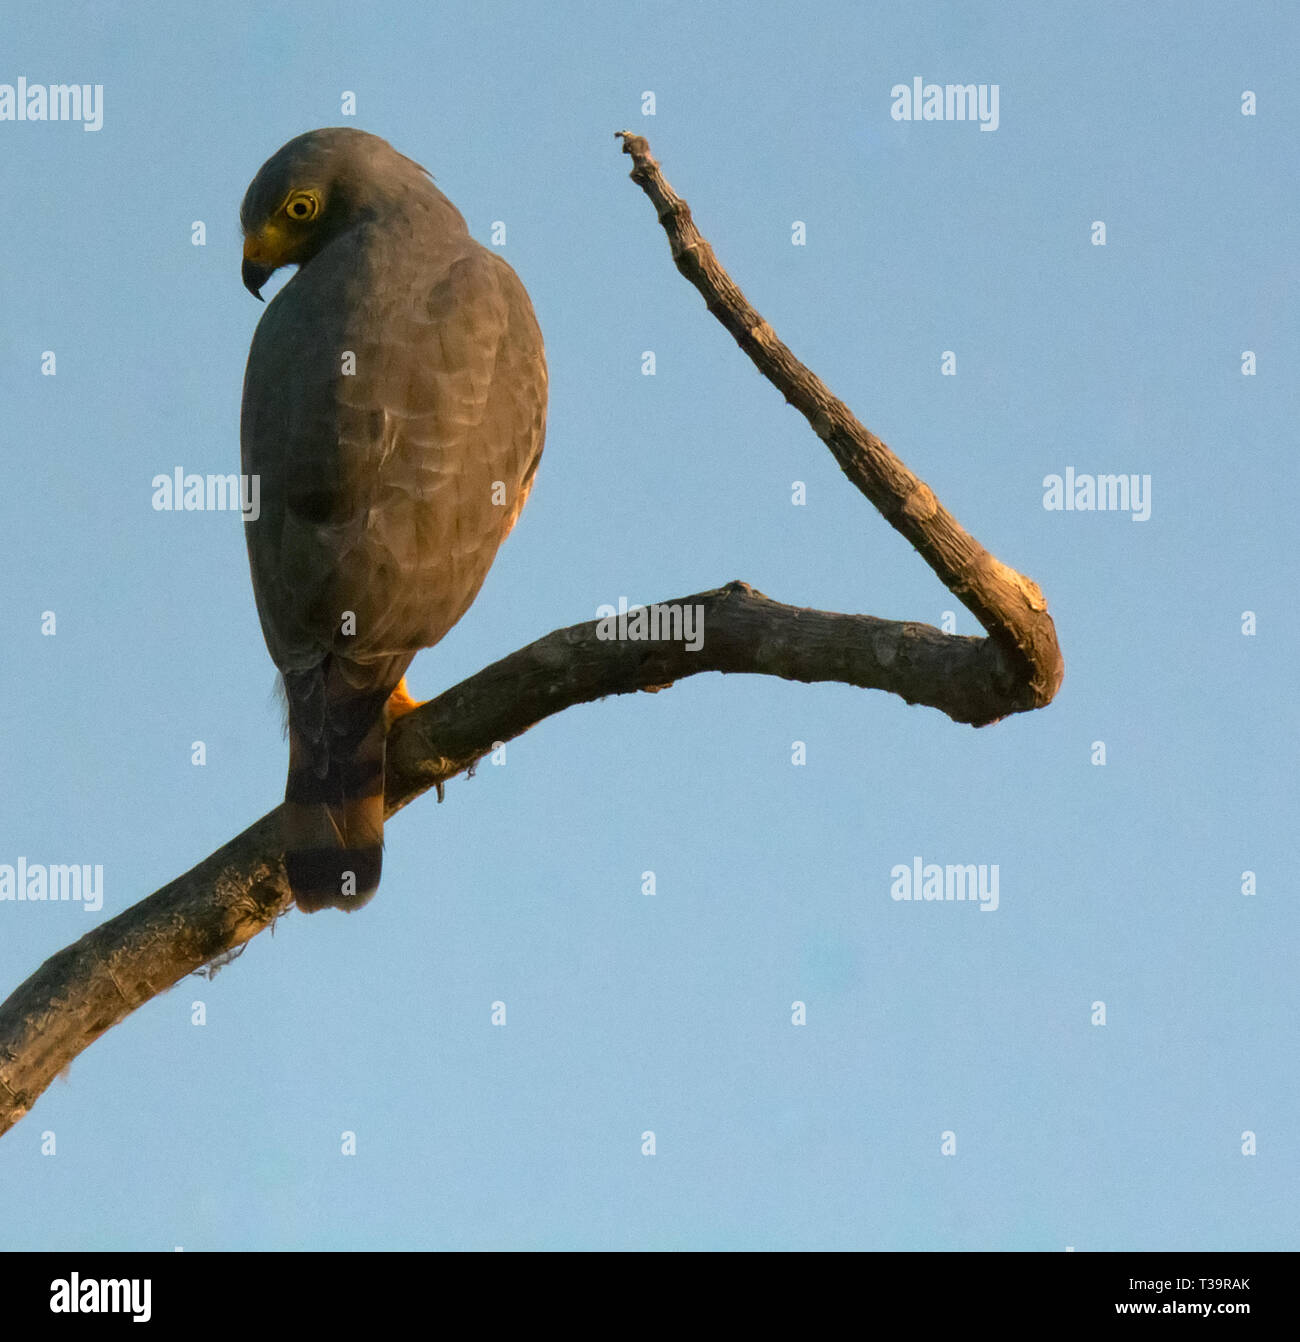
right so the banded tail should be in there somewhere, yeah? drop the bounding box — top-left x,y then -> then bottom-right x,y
282,674 -> 419,913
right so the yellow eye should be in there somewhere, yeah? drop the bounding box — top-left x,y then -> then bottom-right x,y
283,192 -> 320,222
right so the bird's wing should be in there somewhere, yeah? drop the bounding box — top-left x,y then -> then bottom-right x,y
240,224 -> 547,693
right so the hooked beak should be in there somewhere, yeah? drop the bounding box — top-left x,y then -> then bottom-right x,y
242,258 -> 271,301
242,235 -> 276,301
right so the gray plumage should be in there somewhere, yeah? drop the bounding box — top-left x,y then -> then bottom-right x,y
239,127 -> 546,910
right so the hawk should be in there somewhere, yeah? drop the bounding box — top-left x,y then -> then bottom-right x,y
239,128 -> 547,912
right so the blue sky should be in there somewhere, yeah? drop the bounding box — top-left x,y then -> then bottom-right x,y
0,0 -> 1295,1250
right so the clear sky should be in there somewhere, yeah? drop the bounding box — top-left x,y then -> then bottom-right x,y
0,0 -> 1295,1250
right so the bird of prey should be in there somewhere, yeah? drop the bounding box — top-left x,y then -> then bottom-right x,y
239,127 -> 547,913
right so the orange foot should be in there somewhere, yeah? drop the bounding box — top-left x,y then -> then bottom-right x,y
384,677 -> 422,728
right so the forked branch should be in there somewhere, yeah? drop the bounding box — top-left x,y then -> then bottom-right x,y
0,134 -> 1062,1138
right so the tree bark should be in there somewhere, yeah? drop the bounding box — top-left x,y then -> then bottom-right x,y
0,134 -> 1062,1138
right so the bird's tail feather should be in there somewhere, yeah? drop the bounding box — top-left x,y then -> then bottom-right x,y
284,697 -> 388,913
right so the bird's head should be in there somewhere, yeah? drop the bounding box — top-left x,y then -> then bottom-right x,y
239,127 -> 432,300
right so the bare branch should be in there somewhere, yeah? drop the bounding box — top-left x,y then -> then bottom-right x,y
0,134 -> 1063,1138
616,131 -> 1063,706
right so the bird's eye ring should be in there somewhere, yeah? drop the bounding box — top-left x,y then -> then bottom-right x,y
284,193 -> 319,222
